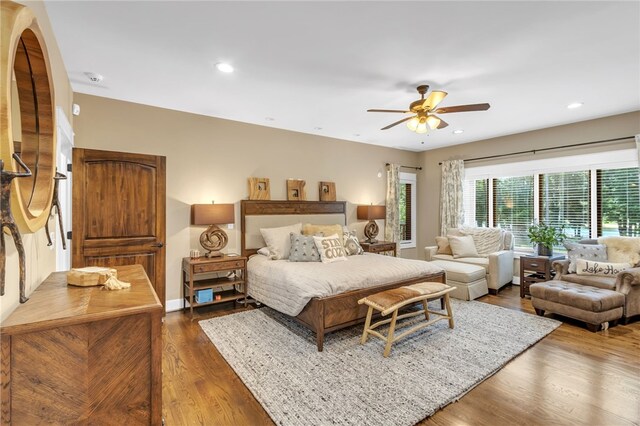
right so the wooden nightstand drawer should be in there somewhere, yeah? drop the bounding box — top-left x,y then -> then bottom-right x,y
521,258 -> 547,273
193,259 -> 245,274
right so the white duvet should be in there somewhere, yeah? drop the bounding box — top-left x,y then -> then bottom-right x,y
247,253 -> 444,316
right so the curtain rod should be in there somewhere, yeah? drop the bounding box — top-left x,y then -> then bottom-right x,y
385,162 -> 423,171
437,136 -> 635,166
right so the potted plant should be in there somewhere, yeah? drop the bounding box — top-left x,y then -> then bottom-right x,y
527,222 -> 567,256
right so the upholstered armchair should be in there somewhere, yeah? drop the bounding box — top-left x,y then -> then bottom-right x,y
425,227 -> 515,293
552,237 -> 640,323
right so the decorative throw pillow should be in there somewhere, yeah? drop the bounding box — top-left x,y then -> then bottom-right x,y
575,259 -> 631,277
435,236 -> 452,255
343,231 -> 364,256
564,242 -> 608,273
257,247 -> 270,256
302,223 -> 344,238
597,236 -> 640,266
313,234 -> 348,263
260,223 -> 302,260
288,233 -> 321,262
460,227 -> 503,257
448,235 -> 479,259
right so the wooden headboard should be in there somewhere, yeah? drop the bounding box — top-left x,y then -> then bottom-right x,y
240,200 -> 347,257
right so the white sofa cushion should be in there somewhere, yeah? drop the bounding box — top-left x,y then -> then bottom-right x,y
449,235 -> 479,258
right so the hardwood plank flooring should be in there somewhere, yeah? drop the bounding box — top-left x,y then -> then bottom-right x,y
162,286 -> 640,425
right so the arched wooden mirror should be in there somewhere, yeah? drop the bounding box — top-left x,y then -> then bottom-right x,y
1,1 -> 56,233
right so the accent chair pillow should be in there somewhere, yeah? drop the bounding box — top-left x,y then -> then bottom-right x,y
575,259 -> 631,277
260,223 -> 302,260
343,231 -> 364,256
435,236 -> 453,255
564,242 -> 608,273
313,234 -> 348,263
448,235 -> 479,259
302,223 -> 344,239
288,233 -> 321,262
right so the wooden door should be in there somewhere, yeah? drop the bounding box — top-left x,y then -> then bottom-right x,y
72,148 -> 166,309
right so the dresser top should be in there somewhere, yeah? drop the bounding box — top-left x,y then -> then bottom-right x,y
1,264 -> 162,335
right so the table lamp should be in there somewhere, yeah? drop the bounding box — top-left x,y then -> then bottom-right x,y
191,203 -> 235,257
357,205 -> 386,243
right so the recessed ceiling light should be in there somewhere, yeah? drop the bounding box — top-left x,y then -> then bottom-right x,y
215,63 -> 234,73
452,129 -> 464,134
265,117 -> 275,121
84,72 -> 103,83
567,102 -> 583,109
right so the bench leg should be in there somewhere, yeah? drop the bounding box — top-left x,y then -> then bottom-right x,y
421,300 -> 430,320
444,293 -> 454,329
361,306 -> 374,345
383,310 -> 399,358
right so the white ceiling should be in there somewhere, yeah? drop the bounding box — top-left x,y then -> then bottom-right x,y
45,1 -> 640,152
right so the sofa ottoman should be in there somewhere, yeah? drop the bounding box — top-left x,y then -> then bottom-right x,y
530,281 -> 624,332
430,259 -> 488,300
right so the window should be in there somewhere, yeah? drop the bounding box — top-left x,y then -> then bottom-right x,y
598,167 -> 640,237
493,176 -> 534,248
462,148 -> 638,252
540,171 -> 591,243
399,172 -> 416,248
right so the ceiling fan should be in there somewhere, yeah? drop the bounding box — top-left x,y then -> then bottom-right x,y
367,85 -> 490,134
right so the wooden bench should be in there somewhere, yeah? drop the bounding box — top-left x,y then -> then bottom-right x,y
358,282 -> 455,357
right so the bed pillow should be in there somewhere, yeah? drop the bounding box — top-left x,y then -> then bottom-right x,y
257,247 -> 270,256
343,231 -> 364,256
302,223 -> 343,238
448,235 -> 479,259
260,223 -> 302,260
575,259 -> 630,277
288,233 -> 321,262
313,234 -> 348,263
564,242 -> 608,273
435,236 -> 452,255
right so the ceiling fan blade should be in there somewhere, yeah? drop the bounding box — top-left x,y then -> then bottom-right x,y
422,91 -> 448,111
367,109 -> 411,113
436,116 -> 449,129
381,116 -> 414,130
435,103 -> 491,114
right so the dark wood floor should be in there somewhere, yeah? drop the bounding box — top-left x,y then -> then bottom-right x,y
162,286 -> 640,425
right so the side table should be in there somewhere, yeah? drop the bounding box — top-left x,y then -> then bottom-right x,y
360,240 -> 397,256
182,255 -> 247,319
520,254 -> 565,298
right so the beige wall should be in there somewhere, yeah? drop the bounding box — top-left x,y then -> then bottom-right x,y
72,94 -> 421,304
417,111 -> 640,255
2,0 -> 73,320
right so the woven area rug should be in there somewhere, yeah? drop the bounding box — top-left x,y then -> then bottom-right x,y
200,299 -> 560,426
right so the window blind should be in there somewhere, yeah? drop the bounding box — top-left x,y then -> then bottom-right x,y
463,178 -> 489,227
493,176 -> 534,248
598,167 -> 640,237
540,171 -> 591,246
402,183 -> 412,241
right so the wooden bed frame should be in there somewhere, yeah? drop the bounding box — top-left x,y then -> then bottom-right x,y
240,200 -> 446,351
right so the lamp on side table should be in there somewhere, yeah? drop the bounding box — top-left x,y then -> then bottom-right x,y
357,205 -> 386,243
191,203 -> 234,257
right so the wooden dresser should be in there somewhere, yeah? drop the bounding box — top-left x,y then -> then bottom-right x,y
1,265 -> 163,425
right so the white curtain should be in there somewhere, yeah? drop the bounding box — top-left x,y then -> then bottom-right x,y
384,163 -> 401,255
440,160 -> 465,236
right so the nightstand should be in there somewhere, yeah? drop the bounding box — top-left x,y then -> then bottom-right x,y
519,254 -> 564,298
360,241 -> 397,256
182,255 -> 247,319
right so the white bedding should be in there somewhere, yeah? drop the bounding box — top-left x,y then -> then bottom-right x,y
247,253 -> 444,316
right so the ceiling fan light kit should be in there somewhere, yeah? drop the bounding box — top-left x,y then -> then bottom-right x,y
368,84 -> 490,134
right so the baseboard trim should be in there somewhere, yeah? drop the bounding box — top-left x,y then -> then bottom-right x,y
512,276 -> 520,285
166,298 -> 184,312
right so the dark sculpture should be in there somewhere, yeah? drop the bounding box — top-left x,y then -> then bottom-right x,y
1,153 -> 33,302
45,169 -> 67,249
